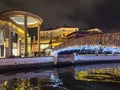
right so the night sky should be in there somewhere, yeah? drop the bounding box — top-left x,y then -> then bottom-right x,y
0,0 -> 120,32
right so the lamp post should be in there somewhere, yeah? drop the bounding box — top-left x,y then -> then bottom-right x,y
48,33 -> 53,56
50,33 -> 52,49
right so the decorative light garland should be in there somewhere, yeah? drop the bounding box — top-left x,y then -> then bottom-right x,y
52,45 -> 120,55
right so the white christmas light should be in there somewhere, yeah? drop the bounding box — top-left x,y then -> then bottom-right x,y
52,45 -> 120,54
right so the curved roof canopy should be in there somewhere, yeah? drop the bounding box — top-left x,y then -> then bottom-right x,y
1,10 -> 43,28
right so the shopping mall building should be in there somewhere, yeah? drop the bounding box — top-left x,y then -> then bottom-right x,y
0,10 -> 79,58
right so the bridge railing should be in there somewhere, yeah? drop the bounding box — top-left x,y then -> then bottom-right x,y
53,32 -> 120,51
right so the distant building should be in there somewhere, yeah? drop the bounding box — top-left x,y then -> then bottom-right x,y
66,28 -> 103,39
39,27 -> 79,49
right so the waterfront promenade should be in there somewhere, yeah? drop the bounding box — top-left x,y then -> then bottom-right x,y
0,56 -> 54,72
0,54 -> 120,72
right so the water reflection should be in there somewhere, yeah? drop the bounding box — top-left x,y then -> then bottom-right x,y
75,63 -> 120,83
0,63 -> 120,90
0,69 -> 68,90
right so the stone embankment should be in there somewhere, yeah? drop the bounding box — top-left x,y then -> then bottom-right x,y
0,56 -> 54,72
0,54 -> 120,72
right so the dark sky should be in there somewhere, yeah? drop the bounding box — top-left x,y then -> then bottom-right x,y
0,0 -> 120,32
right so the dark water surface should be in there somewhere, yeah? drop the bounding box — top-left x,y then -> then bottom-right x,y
1,63 -> 120,90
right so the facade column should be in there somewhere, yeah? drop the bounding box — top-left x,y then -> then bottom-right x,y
4,29 -> 9,58
24,15 -> 28,57
9,32 -> 13,56
5,28 -> 13,57
37,25 -> 40,56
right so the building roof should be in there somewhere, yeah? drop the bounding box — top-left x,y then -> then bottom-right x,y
0,10 -> 43,28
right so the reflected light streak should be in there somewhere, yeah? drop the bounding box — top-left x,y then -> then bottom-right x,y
75,66 -> 120,83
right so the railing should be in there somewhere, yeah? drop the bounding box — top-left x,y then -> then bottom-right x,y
53,32 -> 120,51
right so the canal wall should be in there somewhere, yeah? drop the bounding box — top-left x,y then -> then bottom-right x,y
57,54 -> 74,64
0,56 -> 54,65
74,54 -> 120,64
0,56 -> 54,72
0,54 -> 120,72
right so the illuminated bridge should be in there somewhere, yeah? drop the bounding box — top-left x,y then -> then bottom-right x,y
52,32 -> 120,55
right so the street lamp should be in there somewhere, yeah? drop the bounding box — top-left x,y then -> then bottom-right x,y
49,33 -> 52,49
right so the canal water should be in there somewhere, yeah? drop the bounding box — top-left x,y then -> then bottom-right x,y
0,63 -> 120,90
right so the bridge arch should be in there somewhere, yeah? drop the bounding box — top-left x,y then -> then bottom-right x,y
54,45 -> 120,55
52,32 -> 120,55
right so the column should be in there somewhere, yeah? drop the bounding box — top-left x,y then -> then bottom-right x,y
9,32 -> 13,56
5,28 -> 13,57
24,15 -> 28,57
37,25 -> 40,56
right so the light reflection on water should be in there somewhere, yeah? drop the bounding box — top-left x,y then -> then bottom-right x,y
0,63 -> 120,90
75,63 -> 120,83
0,69 -> 68,90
